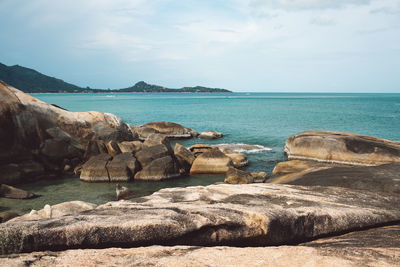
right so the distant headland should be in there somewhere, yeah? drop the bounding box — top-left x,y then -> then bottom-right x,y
0,62 -> 232,93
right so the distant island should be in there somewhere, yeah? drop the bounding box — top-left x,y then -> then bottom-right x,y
0,63 -> 232,93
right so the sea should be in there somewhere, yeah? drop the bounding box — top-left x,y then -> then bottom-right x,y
2,92 -> 400,214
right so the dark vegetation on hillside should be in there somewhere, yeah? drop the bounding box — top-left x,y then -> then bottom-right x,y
0,63 -> 231,93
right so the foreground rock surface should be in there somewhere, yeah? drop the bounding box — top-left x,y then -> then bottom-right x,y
1,183 -> 399,254
285,130 -> 400,166
2,225 -> 399,266
269,161 -> 400,195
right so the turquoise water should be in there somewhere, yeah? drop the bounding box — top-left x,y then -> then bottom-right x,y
2,92 -> 400,214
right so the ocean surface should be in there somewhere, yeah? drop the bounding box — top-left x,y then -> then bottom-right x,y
2,92 -> 400,214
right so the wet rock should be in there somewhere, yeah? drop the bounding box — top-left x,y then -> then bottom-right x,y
0,211 -> 19,223
135,144 -> 170,167
174,143 -> 195,174
285,130 -> 400,166
80,154 -> 112,182
142,121 -> 198,138
199,131 -> 223,139
189,144 -> 213,157
0,184 -> 37,199
190,148 -> 233,174
1,183 -> 399,255
10,201 -> 97,221
224,167 -> 254,184
117,141 -> 143,153
107,153 -> 139,182
135,156 -> 181,181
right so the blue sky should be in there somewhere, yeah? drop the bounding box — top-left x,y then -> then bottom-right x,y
0,0 -> 399,92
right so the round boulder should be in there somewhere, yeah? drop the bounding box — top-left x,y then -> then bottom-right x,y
224,167 -> 254,184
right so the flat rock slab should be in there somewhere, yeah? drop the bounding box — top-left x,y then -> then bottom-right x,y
1,225 -> 399,266
1,183 -> 399,255
269,162 -> 400,195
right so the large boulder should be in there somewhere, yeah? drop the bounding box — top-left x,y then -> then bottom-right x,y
0,81 -> 135,184
135,144 -> 170,167
80,154 -> 112,182
134,156 -> 181,181
285,130 -> 400,166
199,131 -> 223,139
117,141 -> 143,153
0,184 -> 37,199
189,144 -> 213,157
141,121 -> 198,139
174,143 -> 195,174
190,148 -> 233,174
0,183 -> 399,255
107,153 -> 139,182
224,167 -> 254,184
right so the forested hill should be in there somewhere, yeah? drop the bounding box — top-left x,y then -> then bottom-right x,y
0,63 -> 231,93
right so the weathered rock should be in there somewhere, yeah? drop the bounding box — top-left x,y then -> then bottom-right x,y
9,201 -> 97,222
224,167 -> 254,184
0,184 -> 37,199
269,162 -> 400,195
199,131 -> 223,139
116,184 -> 135,200
0,183 -> 399,255
142,121 -> 198,138
107,153 -> 139,182
117,141 -> 143,153
285,130 -> 400,166
190,148 -> 233,174
225,152 -> 248,168
83,139 -> 108,160
80,154 -> 112,182
132,125 -> 160,140
0,211 -> 19,223
134,156 -> 181,181
2,225 -> 399,266
189,144 -> 213,157
105,140 -> 121,157
0,81 -> 135,183
134,144 -> 170,167
143,133 -> 171,149
174,143 -> 195,174
250,171 -> 268,182
272,159 -> 341,177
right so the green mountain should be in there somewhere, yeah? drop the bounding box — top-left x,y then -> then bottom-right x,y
0,63 -> 231,93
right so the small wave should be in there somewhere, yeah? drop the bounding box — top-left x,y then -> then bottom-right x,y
105,95 -> 116,98
215,143 -> 272,153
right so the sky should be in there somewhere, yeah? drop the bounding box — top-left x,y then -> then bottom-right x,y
0,0 -> 399,92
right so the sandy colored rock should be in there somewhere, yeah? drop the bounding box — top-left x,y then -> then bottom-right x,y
143,133 -> 172,150
189,144 -> 213,157
225,152 -> 248,168
2,226 -> 399,267
272,159 -> 340,177
224,167 -> 254,184
285,130 -> 400,166
0,183 -> 399,255
107,153 -> 139,182
134,156 -> 181,181
269,162 -> 400,195
143,121 -> 198,138
251,171 -> 268,182
132,125 -> 159,140
0,184 -> 37,199
9,201 -> 97,222
80,154 -> 112,182
190,148 -> 233,174
135,144 -> 170,167
199,130 -> 223,139
117,141 -> 143,153
174,143 -> 195,174
105,140 -> 121,157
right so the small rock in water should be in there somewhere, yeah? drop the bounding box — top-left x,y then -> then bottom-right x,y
199,131 -> 223,140
116,184 -> 135,200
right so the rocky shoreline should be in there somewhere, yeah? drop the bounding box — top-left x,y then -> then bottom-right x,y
1,81 -> 399,266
